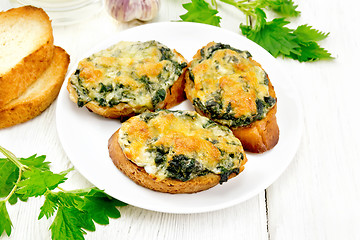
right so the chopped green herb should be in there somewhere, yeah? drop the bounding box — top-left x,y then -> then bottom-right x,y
151,89 -> 166,107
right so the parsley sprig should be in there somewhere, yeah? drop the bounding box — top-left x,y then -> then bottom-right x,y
180,0 -> 333,62
0,146 -> 127,239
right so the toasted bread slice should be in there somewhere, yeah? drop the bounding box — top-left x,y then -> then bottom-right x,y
67,41 -> 187,119
184,42 -> 279,153
231,82 -> 279,153
0,46 -> 70,129
108,110 -> 247,194
68,65 -> 186,120
0,6 -> 54,108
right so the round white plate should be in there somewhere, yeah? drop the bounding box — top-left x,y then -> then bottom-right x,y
56,22 -> 303,214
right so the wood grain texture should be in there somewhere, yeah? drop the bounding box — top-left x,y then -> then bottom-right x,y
1,0 -> 359,239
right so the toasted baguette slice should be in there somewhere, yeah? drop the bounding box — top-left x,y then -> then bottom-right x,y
231,82 -> 279,153
108,110 -> 247,194
109,131 -> 225,194
0,6 -> 54,108
0,46 -> 70,129
67,41 -> 188,119
184,42 -> 279,153
68,66 -> 186,120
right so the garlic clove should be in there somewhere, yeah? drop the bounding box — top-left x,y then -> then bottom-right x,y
105,0 -> 160,22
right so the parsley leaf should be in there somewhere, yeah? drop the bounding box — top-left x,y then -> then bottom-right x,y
0,201 -> 12,237
180,0 -> 221,27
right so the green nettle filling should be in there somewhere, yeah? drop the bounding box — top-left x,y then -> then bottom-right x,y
192,95 -> 276,127
138,110 -> 244,183
149,148 -> 243,183
200,42 -> 252,60
190,43 -> 276,127
70,41 -> 187,109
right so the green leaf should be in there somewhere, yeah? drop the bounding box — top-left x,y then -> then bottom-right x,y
0,158 -> 18,198
80,188 -> 126,225
48,191 -> 98,240
38,192 -> 59,220
289,41 -> 333,62
266,0 -> 300,17
241,18 -> 300,57
180,0 -> 221,27
50,206 -> 90,240
293,24 -> 329,42
252,8 -> 267,31
0,154 -> 51,203
16,168 -> 67,198
0,201 -> 12,237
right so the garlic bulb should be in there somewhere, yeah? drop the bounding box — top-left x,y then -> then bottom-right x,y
105,0 -> 160,22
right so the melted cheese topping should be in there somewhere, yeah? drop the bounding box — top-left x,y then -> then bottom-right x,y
118,110 -> 246,181
188,42 -> 275,127
69,40 -> 187,110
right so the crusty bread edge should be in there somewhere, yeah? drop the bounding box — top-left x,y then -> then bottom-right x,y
108,130 -> 243,194
0,6 -> 54,108
0,46 -> 70,129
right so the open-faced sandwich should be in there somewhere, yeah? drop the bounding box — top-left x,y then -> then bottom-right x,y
67,40 -> 188,119
108,110 -> 247,193
185,42 -> 279,153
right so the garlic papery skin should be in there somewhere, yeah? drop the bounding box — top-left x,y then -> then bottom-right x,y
105,0 -> 160,22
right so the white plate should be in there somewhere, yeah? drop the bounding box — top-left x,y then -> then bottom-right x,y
56,22 -> 303,214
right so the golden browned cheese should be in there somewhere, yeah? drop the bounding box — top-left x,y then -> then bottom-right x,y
185,42 -> 279,153
67,41 -> 188,118
113,110 -> 246,188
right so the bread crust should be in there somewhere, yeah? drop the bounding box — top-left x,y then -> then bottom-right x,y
0,47 -> 70,129
0,6 -> 54,108
108,130 -> 242,194
184,44 -> 279,153
67,49 -> 187,119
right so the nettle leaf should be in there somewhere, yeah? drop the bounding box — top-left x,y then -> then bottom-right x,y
80,188 -> 126,225
241,18 -> 300,57
0,158 -> 18,198
290,41 -> 333,62
252,8 -> 267,31
16,168 -> 67,198
50,206 -> 92,240
19,154 -> 50,171
1,154 -> 52,203
47,189 -> 125,239
293,24 -> 329,42
180,0 -> 221,27
266,0 -> 300,17
0,201 -> 12,237
38,192 -> 59,220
